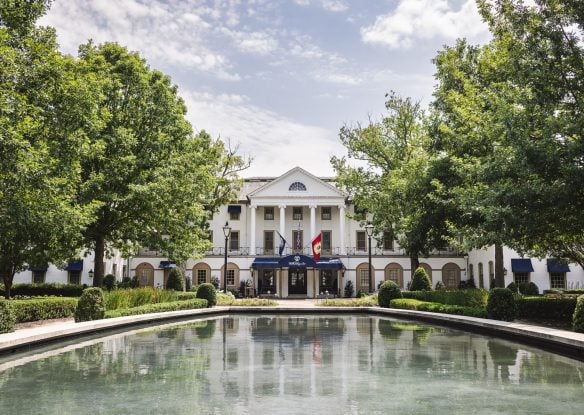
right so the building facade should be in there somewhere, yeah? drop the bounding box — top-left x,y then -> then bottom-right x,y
12,167 -> 584,295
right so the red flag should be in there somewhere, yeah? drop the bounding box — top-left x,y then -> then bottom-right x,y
312,233 -> 322,262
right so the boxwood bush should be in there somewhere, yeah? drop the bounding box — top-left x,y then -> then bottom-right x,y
378,280 -> 402,308
572,295 -> 584,333
487,288 -> 516,321
105,299 -> 208,318
410,267 -> 432,291
0,283 -> 84,298
166,268 -> 185,291
11,297 -> 78,323
75,288 -> 106,322
516,296 -> 577,324
0,299 -> 16,333
519,281 -> 539,296
196,283 -> 217,307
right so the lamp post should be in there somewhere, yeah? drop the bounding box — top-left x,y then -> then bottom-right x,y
222,221 -> 231,293
88,269 -> 94,280
365,223 -> 374,293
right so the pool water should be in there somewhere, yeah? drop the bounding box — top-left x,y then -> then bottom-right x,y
0,315 -> 583,414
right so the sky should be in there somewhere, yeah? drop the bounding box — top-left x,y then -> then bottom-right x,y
40,0 -> 491,177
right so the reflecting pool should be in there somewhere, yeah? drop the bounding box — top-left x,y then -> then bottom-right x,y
1,315 -> 583,414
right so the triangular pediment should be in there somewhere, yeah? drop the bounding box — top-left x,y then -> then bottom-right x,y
248,167 -> 345,201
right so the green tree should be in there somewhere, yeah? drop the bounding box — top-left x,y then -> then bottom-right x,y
0,0 -> 93,298
75,42 -> 248,286
332,92 -> 458,272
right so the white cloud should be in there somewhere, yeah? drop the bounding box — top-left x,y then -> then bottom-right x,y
220,28 -> 279,55
361,0 -> 489,49
293,0 -> 348,13
182,90 -> 340,177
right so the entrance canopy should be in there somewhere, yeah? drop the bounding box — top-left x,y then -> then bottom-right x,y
279,254 -> 316,268
251,255 -> 345,270
315,257 -> 344,270
251,258 -> 281,269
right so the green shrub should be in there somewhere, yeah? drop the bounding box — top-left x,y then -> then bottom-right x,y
487,288 -> 516,321
102,274 -> 117,291
75,288 -> 106,322
0,283 -> 84,298
402,289 -> 488,308
572,295 -> 584,333
519,281 -> 539,296
344,280 -> 354,298
390,298 -> 488,318
435,281 -> 445,290
166,268 -> 184,291
196,283 -> 217,307
506,282 -> 518,293
0,299 -> 16,333
176,292 -> 198,301
378,280 -> 402,308
516,296 -> 576,323
410,267 -> 432,291
105,299 -> 208,318
11,297 -> 78,323
119,276 -> 139,289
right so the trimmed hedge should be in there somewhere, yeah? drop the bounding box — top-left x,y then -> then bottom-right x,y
572,295 -> 584,333
166,268 -> 185,291
11,297 -> 78,323
378,280 -> 402,308
0,283 -> 85,298
390,298 -> 488,318
105,299 -> 208,318
0,299 -> 16,333
402,289 -> 488,308
176,292 -> 199,301
519,281 -> 539,296
196,283 -> 217,307
487,288 -> 516,321
410,267 -> 432,291
516,296 -> 577,323
75,288 -> 106,322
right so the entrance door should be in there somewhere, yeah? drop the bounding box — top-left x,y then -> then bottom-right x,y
288,268 -> 307,295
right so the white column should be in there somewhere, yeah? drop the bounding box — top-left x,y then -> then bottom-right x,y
279,205 -> 286,237
339,205 -> 346,255
310,205 -> 316,239
250,205 -> 257,255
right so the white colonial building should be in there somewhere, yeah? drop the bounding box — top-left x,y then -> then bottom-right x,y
12,167 -> 584,295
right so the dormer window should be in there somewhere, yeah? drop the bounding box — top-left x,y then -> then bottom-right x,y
289,182 -> 307,191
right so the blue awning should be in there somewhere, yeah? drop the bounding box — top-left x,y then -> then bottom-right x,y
279,254 -> 316,268
315,257 -> 345,270
65,260 -> 83,272
29,265 -> 48,272
511,258 -> 534,273
547,259 -> 570,273
251,258 -> 280,269
227,205 -> 242,213
159,261 -> 177,269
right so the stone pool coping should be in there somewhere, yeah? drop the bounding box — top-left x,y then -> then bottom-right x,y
1,304 -> 583,360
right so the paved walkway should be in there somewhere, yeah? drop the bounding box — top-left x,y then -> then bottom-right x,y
1,300 -> 583,359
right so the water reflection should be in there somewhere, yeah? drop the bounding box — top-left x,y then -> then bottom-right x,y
0,315 -> 583,414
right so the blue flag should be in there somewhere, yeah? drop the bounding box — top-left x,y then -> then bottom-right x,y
276,231 -> 287,256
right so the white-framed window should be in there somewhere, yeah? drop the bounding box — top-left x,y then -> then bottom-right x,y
32,271 -> 46,284
387,269 -> 399,284
514,272 -> 529,285
68,271 -> 81,285
230,211 -> 240,220
322,230 -> 332,252
229,231 -> 239,251
321,207 -> 331,220
264,207 -> 274,220
197,269 -> 207,285
289,182 -> 307,191
356,231 -> 366,251
550,273 -> 566,289
293,206 -> 303,220
383,231 -> 393,250
360,269 -> 369,289
227,269 -> 235,286
264,231 -> 274,253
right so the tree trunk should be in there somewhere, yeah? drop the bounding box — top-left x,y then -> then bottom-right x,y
93,235 -> 105,287
410,254 -> 420,276
2,271 -> 14,299
494,243 -> 505,288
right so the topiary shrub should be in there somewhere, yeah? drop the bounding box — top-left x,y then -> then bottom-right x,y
572,295 -> 584,333
196,283 -> 217,307
166,268 -> 185,291
410,267 -> 432,291
506,281 -> 518,293
378,280 -> 402,308
344,280 -> 354,298
487,288 -> 516,321
75,287 -> 106,322
102,274 -> 116,291
0,299 -> 16,333
519,281 -> 539,296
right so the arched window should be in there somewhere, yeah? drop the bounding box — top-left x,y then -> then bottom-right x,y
289,182 -> 307,191
220,262 -> 240,289
193,262 -> 211,285
442,263 -> 461,288
355,262 -> 375,293
385,263 -> 404,288
135,262 -> 154,287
